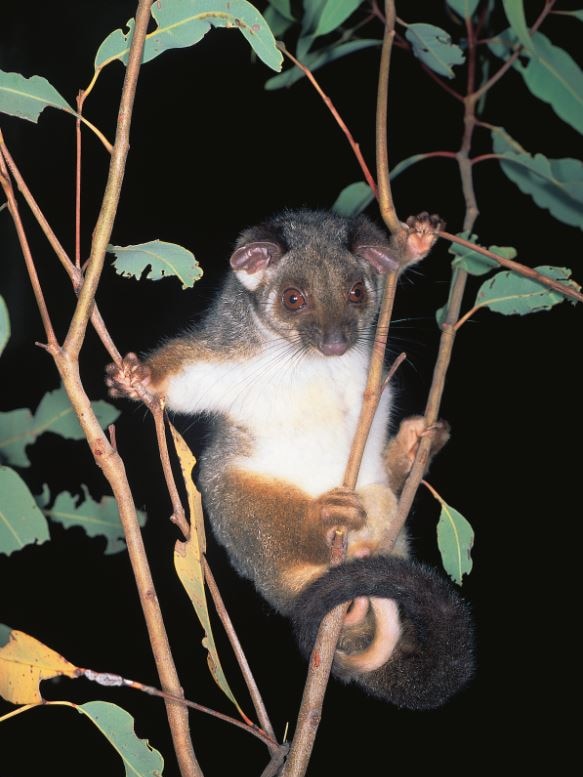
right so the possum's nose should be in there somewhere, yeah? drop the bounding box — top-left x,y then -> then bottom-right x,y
319,333 -> 349,356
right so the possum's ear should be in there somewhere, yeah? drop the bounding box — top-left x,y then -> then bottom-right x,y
230,241 -> 282,290
355,245 -> 400,274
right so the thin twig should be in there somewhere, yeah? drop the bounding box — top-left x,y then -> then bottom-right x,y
151,402 -> 191,538
75,90 -> 85,270
203,558 -> 278,748
277,43 -> 377,196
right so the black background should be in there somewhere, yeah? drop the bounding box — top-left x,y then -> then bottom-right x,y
0,2 -> 580,775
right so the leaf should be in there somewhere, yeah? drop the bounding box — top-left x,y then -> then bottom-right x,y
475,265 -> 580,316
0,295 -> 9,357
449,233 -> 517,276
404,23 -> 465,79
0,387 -> 120,468
265,38 -> 379,89
332,182 -> 374,216
76,702 -> 164,777
108,240 -> 203,289
267,0 -> 295,22
446,0 -> 480,18
0,625 -> 78,704
302,0 -> 329,36
315,0 -> 365,37
555,10 -> 583,22
491,127 -> 583,230
95,0 -> 283,73
501,0 -> 533,52
436,503 -> 474,585
264,5 -> 295,38
0,70 -> 73,123
170,425 -> 244,716
42,486 -> 146,555
0,467 -> 49,556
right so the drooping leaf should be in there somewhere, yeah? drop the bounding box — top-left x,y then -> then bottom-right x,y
501,0 -> 533,52
436,503 -> 474,585
0,625 -> 78,704
449,233 -> 517,276
95,0 -> 283,73
41,486 -> 146,555
108,240 -> 202,289
0,296 -> 9,357
302,0 -> 329,35
0,70 -> 73,123
76,702 -> 164,777
314,0 -> 365,37
267,0 -> 295,22
265,38 -> 379,89
491,128 -> 583,230
170,425 -> 245,716
405,23 -> 465,79
0,468 -> 49,556
0,387 -> 120,468
474,265 -> 580,316
264,5 -> 295,37
332,182 -> 375,216
446,0 -> 480,18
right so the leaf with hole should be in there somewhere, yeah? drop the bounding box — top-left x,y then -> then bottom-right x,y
95,0 -> 283,73
0,387 -> 120,468
491,128 -> 583,229
0,468 -> 49,556
475,265 -> 579,316
108,240 -> 202,289
405,23 -> 465,79
0,70 -> 73,123
0,625 -> 78,703
41,486 -> 146,555
436,502 -> 474,585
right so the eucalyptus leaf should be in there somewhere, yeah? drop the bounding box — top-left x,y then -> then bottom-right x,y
475,265 -> 579,316
315,0 -> 364,37
0,70 -> 73,123
302,0 -> 329,36
501,0 -> 533,52
44,486 -> 146,555
78,702 -> 164,777
450,233 -> 517,276
492,127 -> 583,230
405,23 -> 465,79
446,0 -> 480,18
332,182 -> 374,216
95,0 -> 282,73
0,296 -> 9,357
264,5 -> 295,37
265,38 -> 379,89
436,502 -> 474,585
108,240 -> 202,289
0,387 -> 119,468
0,467 -> 49,556
268,0 -> 295,21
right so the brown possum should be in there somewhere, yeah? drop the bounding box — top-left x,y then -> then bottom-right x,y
107,209 -> 474,710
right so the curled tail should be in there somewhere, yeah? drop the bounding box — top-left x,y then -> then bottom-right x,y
291,555 -> 475,710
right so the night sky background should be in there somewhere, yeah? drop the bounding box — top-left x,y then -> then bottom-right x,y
0,2 -> 581,775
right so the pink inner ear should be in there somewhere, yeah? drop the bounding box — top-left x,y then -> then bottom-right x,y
357,245 -> 400,273
229,241 -> 282,274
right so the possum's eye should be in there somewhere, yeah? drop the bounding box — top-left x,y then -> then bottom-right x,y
282,288 -> 307,311
348,281 -> 366,304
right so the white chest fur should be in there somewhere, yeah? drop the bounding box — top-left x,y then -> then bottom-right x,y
166,345 -> 391,496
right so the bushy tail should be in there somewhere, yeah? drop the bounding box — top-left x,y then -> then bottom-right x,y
291,555 -> 475,710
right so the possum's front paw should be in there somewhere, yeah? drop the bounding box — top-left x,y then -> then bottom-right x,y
384,416 -> 450,493
395,212 -> 445,267
105,352 -> 152,400
312,487 -> 367,545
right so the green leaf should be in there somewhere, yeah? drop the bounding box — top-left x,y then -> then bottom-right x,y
501,0 -> 533,52
332,182 -> 374,216
491,127 -> 583,230
0,70 -> 73,123
95,0 -> 283,73
0,296 -> 9,357
302,0 -> 328,36
436,501 -> 474,585
555,10 -> 583,22
267,0 -> 295,22
405,23 -> 465,79
446,0 -> 480,18
264,5 -> 295,37
77,702 -> 164,777
475,265 -> 580,315
0,467 -> 49,556
0,387 -> 120,468
42,486 -> 146,555
314,0 -> 364,37
450,233 -> 517,276
265,38 -> 379,89
108,240 -> 202,289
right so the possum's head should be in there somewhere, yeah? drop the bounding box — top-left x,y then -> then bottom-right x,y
229,209 -> 399,357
